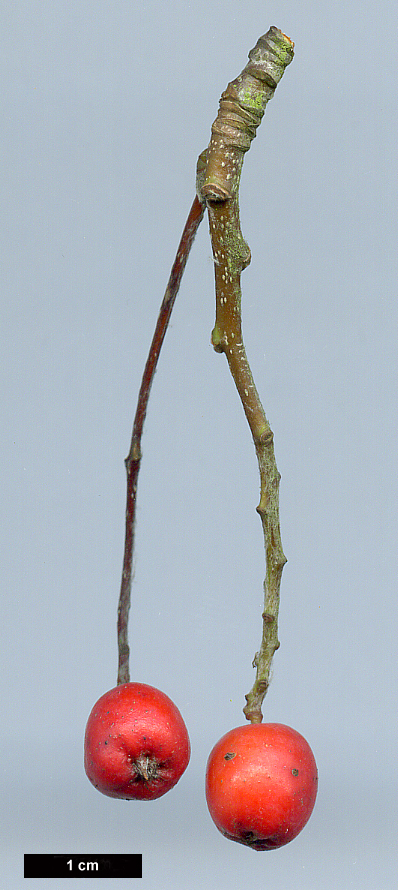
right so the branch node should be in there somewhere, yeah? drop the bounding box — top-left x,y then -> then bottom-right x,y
257,427 -> 274,448
127,439 -> 142,465
211,323 -> 226,353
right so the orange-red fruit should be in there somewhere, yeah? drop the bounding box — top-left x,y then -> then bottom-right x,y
84,682 -> 190,800
205,723 -> 318,850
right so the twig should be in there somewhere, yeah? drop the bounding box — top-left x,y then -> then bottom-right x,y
199,27 -> 294,722
117,193 -> 205,685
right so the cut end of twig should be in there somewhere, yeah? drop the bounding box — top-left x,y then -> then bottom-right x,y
279,29 -> 295,49
200,26 -> 294,202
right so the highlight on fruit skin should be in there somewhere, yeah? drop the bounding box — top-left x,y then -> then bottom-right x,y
84,682 -> 190,800
205,722 -> 318,850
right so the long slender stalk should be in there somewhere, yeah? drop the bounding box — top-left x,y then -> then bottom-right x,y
200,27 -> 294,722
117,193 -> 205,685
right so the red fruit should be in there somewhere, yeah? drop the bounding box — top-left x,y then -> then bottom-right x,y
84,682 -> 190,800
205,723 -> 317,850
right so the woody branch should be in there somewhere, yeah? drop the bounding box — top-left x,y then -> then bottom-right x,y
199,27 -> 294,723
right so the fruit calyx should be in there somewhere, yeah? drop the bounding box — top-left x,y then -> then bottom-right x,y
133,754 -> 159,783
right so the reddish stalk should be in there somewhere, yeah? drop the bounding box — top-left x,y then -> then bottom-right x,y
117,193 -> 205,685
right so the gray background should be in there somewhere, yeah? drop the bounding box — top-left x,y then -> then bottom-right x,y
2,1 -> 397,887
